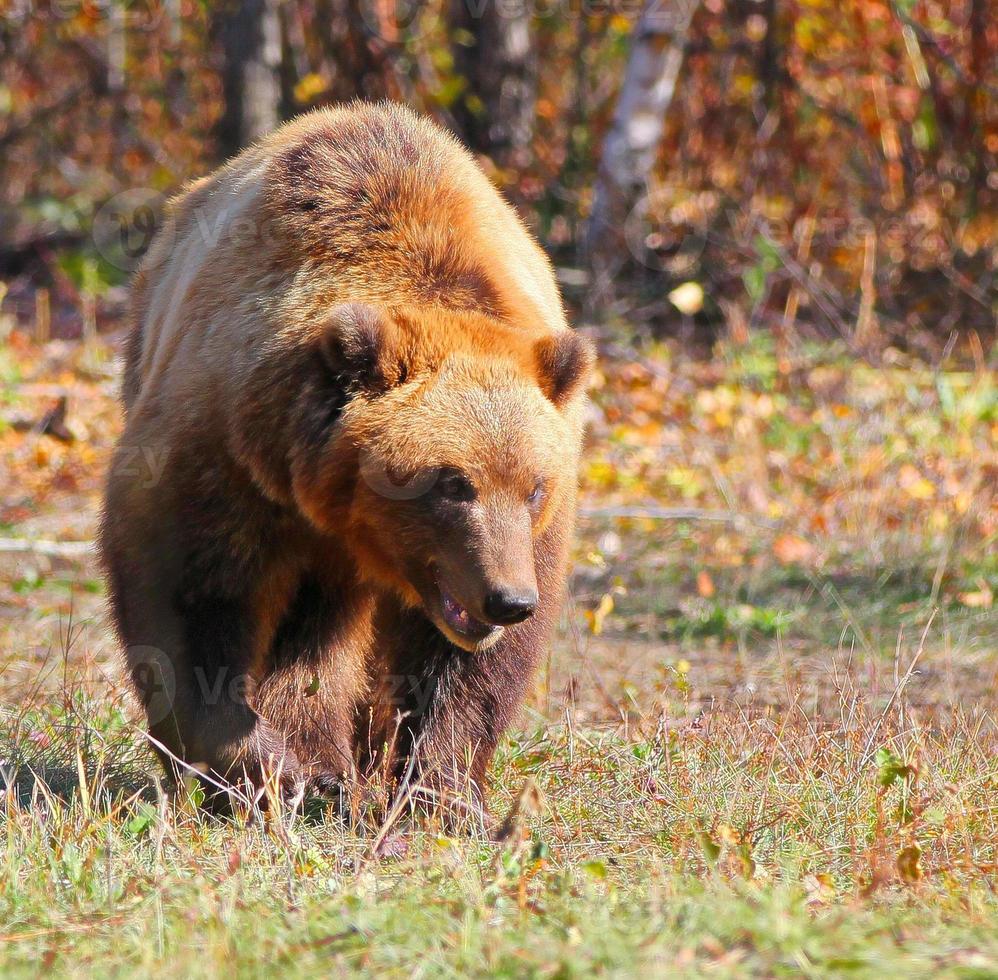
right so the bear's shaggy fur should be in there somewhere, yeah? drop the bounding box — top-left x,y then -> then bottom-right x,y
100,102 -> 592,818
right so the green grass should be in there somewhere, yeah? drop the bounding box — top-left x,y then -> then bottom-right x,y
1,657 -> 996,977
608,554 -> 996,651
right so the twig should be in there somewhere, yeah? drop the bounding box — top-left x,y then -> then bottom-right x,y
859,609 -> 937,768
889,0 -> 998,99
579,506 -> 779,529
0,538 -> 93,559
137,729 -> 254,809
362,729 -> 427,867
0,916 -> 128,944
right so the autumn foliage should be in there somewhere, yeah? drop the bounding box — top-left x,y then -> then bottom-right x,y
0,0 -> 994,354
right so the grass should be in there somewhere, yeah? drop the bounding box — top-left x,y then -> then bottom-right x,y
1,670 -> 996,976
0,330 -> 995,976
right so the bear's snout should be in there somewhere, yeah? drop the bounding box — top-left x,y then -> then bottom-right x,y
483,587 -> 538,625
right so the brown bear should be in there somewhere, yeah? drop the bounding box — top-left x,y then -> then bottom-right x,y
99,102 -> 593,821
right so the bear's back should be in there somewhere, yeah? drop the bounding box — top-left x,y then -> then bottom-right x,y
263,103 -> 565,330
126,103 -> 566,416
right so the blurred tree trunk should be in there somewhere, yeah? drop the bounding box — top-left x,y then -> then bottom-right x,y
756,0 -> 780,113
965,0 -> 988,205
215,0 -> 282,159
317,0 -> 393,102
449,0 -> 537,167
586,0 -> 699,304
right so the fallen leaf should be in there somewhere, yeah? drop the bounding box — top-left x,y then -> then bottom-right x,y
668,281 -> 704,315
585,592 -> 615,635
958,580 -> 993,608
897,844 -> 923,883
898,464 -> 935,500
293,72 -> 327,104
772,534 -> 814,564
804,872 -> 836,906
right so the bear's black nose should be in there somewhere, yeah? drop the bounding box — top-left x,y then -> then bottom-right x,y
484,588 -> 538,625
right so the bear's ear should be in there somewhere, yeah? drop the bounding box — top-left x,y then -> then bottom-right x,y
534,331 -> 596,407
319,303 -> 406,392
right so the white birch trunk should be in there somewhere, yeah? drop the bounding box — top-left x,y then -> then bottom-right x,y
587,0 -> 699,297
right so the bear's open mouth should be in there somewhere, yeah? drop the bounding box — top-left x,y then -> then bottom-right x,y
440,589 -> 501,642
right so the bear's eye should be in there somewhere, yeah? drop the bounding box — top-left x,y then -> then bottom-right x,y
527,479 -> 544,504
436,470 -> 476,502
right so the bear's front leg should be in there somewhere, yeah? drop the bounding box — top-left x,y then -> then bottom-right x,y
363,508 -> 573,832
369,610 -> 542,832
110,546 -> 305,812
254,577 -> 373,802
100,436 -> 309,811
173,591 -> 305,806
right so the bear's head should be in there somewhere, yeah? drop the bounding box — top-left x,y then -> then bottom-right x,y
292,303 -> 594,652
